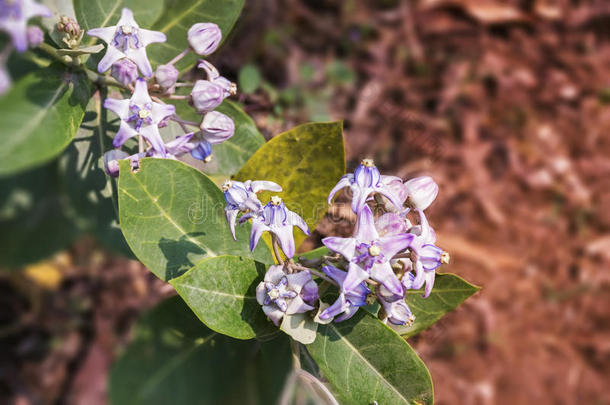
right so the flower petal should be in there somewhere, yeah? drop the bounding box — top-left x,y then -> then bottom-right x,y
97,46 -> 125,73
342,262 -> 370,294
378,233 -> 413,260
117,7 -> 139,28
112,121 -> 138,148
262,305 -> 284,326
131,78 -> 152,105
289,211 -> 310,236
370,262 -> 403,296
103,97 -> 130,119
322,236 -> 356,261
327,174 -> 352,204
86,26 -> 116,44
274,225 -> 295,259
285,296 -> 314,315
354,205 -> 379,242
249,219 -> 268,252
225,208 -> 239,240
139,28 -> 166,46
139,125 -> 166,157
128,47 -> 153,77
250,180 -> 282,193
264,265 -> 285,284
256,282 -> 266,305
151,102 -> 175,125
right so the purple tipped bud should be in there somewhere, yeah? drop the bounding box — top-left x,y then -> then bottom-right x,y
187,23 -> 222,56
26,26 -> 44,48
190,140 -> 212,162
200,111 -> 234,143
111,59 -> 138,86
404,176 -> 438,210
103,149 -> 129,177
57,15 -> 81,37
155,64 -> 178,90
190,80 -> 226,112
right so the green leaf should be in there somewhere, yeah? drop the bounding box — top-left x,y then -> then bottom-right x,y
297,246 -> 331,261
0,65 -> 90,176
170,255 -> 276,340
238,64 -> 261,94
235,122 -> 345,247
146,0 -> 245,72
0,161 -> 79,268
117,158 -> 273,281
58,92 -> 133,257
109,296 -> 292,405
394,273 -> 480,338
307,311 -> 434,405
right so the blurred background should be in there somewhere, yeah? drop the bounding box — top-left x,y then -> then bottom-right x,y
2,0 -> 610,403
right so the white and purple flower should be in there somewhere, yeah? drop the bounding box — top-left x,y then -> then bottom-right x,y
104,78 -> 175,156
87,8 -> 166,76
242,196 -> 309,259
256,265 -> 318,326
222,179 -> 282,240
187,23 -> 221,56
0,0 -> 51,52
318,265 -> 371,322
322,205 -> 412,296
328,159 -> 405,214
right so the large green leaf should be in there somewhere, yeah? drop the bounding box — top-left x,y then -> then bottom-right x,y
172,99 -> 265,183
117,158 -> 273,281
109,296 -> 291,405
170,255 -> 276,340
235,122 -> 345,247
0,161 -> 79,268
58,92 -> 133,257
307,311 -> 434,405
0,65 -> 90,176
395,273 -> 480,338
146,0 -> 245,71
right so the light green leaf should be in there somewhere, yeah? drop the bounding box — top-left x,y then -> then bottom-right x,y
109,296 -> 292,405
56,44 -> 105,56
170,255 -> 276,340
58,92 -> 133,257
238,64 -> 261,94
0,65 -> 90,176
146,0 -> 245,72
117,158 -> 273,281
0,161 -> 79,268
395,273 -> 480,338
307,311 -> 434,405
235,122 -> 345,247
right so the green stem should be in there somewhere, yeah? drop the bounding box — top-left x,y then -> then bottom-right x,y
290,339 -> 301,370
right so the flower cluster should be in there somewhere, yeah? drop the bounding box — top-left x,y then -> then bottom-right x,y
0,0 -> 50,94
93,8 -> 237,176
246,159 -> 449,331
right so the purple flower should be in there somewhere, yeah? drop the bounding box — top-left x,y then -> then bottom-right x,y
322,205 -> 412,295
0,0 -> 51,52
243,196 -> 309,259
25,25 -> 42,47
187,23 -> 221,56
404,176 -> 438,210
104,78 -> 175,157
103,149 -> 129,177
190,140 -> 212,162
87,8 -> 166,76
328,159 -> 404,213
147,133 -> 195,159
111,59 -> 138,86
191,80 -> 228,112
200,111 -> 234,143
155,63 -> 178,90
256,265 -> 317,326
377,287 -> 415,326
318,265 -> 371,322
222,179 -> 282,240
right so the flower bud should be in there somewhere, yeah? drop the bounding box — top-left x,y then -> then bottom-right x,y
190,80 -> 226,112
26,26 -> 44,48
187,23 -> 222,56
200,111 -> 234,143
111,59 -> 138,86
103,149 -> 129,177
57,16 -> 82,37
190,140 -> 213,162
155,63 -> 178,90
404,176 -> 438,210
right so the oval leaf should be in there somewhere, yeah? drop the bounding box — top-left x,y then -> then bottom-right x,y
394,273 -> 480,338
0,66 -> 90,176
110,296 -> 292,405
307,311 -> 434,405
235,122 -> 345,247
117,158 -> 273,281
170,255 -> 276,339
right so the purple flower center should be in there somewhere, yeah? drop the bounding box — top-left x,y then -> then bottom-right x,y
126,103 -> 153,131
263,276 -> 297,312
0,0 -> 22,20
112,25 -> 141,52
353,241 -> 384,270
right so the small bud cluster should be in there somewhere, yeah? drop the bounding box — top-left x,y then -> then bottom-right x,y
243,160 -> 449,332
0,0 -> 51,94
95,8 -> 237,176
56,15 -> 83,48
